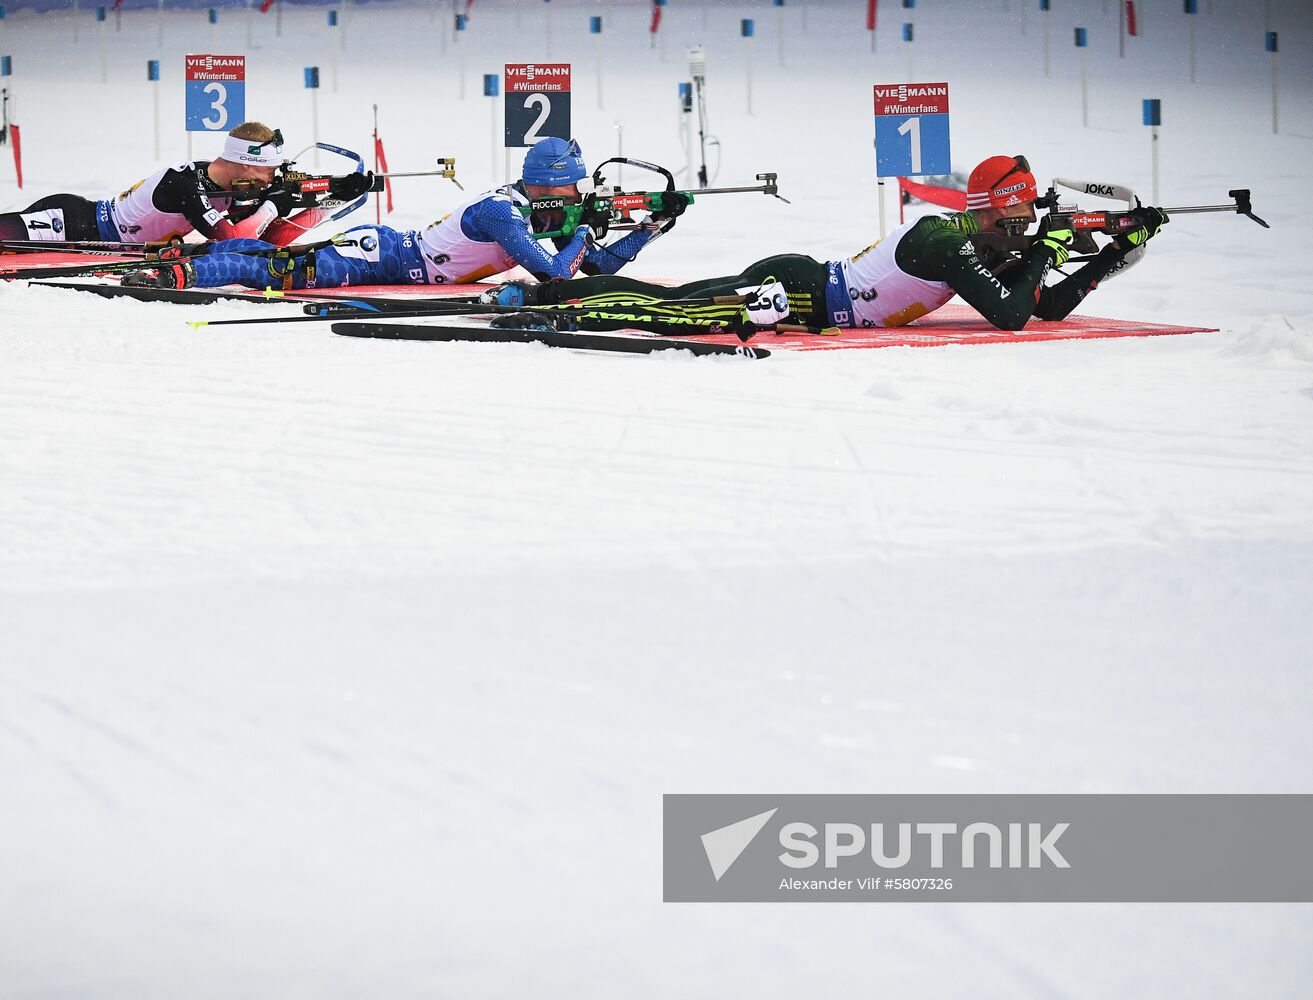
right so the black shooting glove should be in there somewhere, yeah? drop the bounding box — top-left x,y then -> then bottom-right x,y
332,171 -> 375,202
1113,204 -> 1169,251
224,180 -> 267,222
650,191 -> 690,229
263,187 -> 304,218
579,193 -> 610,238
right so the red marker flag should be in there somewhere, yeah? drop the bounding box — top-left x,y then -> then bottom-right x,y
374,134 -> 393,215
650,1 -> 663,36
11,123 -> 22,189
867,0 -> 878,32
258,0 -> 276,13
1125,0 -> 1138,36
898,176 -> 966,212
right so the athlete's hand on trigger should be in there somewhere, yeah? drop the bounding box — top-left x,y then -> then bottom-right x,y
579,193 -> 610,238
1114,205 -> 1169,250
332,172 -> 375,202
651,192 -> 689,225
264,188 -> 303,218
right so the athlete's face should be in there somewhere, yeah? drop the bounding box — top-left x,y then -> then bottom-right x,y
524,182 -> 582,228
242,164 -> 278,186
975,200 -> 1038,234
525,182 -> 582,202
210,158 -> 278,191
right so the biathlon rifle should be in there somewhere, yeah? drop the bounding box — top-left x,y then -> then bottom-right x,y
215,157 -> 464,211
982,180 -> 1268,257
522,157 -> 788,241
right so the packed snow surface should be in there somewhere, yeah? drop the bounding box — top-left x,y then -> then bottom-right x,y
2,2 -> 1311,997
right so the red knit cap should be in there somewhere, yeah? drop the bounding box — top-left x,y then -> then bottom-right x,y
967,155 -> 1038,210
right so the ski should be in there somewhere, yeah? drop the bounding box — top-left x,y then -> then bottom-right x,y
26,280 -> 482,309
0,238 -> 174,256
27,280 -> 298,304
1,258 -> 165,280
332,321 -> 771,359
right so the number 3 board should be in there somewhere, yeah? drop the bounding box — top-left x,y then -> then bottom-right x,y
185,54 -> 247,133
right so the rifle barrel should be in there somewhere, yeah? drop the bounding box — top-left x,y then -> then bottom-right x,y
695,184 -> 775,195
1162,204 -> 1245,214
1164,203 -> 1270,228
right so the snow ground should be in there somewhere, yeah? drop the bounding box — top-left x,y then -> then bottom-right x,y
2,2 -> 1312,997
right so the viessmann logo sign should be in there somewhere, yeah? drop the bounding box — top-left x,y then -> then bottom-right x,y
872,82 -> 949,115
663,794 -> 1313,902
505,63 -> 571,92
184,54 -> 245,82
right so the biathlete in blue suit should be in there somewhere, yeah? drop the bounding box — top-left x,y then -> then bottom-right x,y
122,138 -> 687,292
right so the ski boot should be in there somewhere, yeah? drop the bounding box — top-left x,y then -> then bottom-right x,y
121,260 -> 197,290
478,280 -> 543,307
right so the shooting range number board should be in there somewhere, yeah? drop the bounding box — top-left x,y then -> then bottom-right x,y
504,64 -> 572,147
873,82 -> 950,177
185,54 -> 247,132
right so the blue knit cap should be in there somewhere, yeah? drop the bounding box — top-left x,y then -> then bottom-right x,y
521,137 -> 587,187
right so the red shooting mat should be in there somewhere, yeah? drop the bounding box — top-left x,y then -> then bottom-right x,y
8,266 -> 1217,349
295,290 -> 1217,352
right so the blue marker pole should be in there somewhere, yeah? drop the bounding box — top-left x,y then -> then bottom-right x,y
484,73 -> 499,179
774,0 -> 785,68
590,16 -> 604,110
679,81 -> 694,184
1,54 -> 13,164
1075,28 -> 1089,126
148,59 -> 161,159
1184,0 -> 1197,82
305,67 -> 321,168
327,10 -> 339,93
455,13 -> 467,100
741,19 -> 755,115
903,0 -> 917,79
1040,0 -> 1051,77
1143,98 -> 1161,202
208,7 -> 217,50
1266,31 -> 1278,134
96,6 -> 107,84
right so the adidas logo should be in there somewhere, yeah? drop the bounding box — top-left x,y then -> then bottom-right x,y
959,241 -> 976,256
